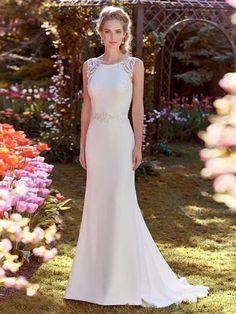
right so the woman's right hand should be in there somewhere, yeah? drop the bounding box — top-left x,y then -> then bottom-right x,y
79,150 -> 87,170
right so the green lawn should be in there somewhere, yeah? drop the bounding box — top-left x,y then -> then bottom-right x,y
1,143 -> 235,314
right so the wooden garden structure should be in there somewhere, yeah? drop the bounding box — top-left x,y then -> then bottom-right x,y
69,0 -> 236,107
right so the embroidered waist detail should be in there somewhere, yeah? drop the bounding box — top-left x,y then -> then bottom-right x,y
92,112 -> 128,123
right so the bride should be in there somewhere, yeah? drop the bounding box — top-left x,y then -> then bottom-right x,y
64,5 -> 209,308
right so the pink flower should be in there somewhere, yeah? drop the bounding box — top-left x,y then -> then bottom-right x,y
38,188 -> 50,198
14,170 -> 30,179
32,246 -> 45,256
10,213 -> 23,222
0,267 -> 6,278
200,123 -> 224,147
203,158 -> 227,177
45,178 -> 52,186
205,157 -> 236,176
199,148 -> 211,162
0,187 -> 11,199
56,193 -> 65,201
213,174 -> 236,193
43,247 -> 58,262
4,277 -> 16,288
27,203 -> 38,213
221,126 -> 236,146
35,178 -> 47,188
0,201 -> 12,212
34,196 -> 45,206
219,73 -> 236,94
16,201 -> 28,212
15,276 -> 28,289
33,227 -> 45,242
225,0 -> 236,8
12,226 -> 23,240
0,238 -> 12,252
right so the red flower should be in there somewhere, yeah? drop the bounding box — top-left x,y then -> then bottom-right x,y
56,193 -> 65,201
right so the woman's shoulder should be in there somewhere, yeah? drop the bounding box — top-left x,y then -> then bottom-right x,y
129,56 -> 142,61
128,56 -> 144,68
83,57 -> 97,66
130,56 -> 143,63
128,57 -> 144,73
83,58 -> 98,76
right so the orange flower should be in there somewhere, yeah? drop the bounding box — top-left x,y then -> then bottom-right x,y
0,147 -> 10,155
0,160 -> 9,175
5,155 -> 20,167
3,139 -> 17,150
19,147 -> 38,158
0,123 -> 49,176
17,161 -> 27,170
36,143 -> 50,152
23,111 -> 30,116
17,138 -> 31,146
1,123 -> 14,131
24,163 -> 36,172
14,130 -> 25,139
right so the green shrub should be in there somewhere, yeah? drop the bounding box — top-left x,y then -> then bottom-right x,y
18,58 -> 56,80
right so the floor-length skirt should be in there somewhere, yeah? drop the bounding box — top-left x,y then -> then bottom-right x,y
64,119 -> 209,307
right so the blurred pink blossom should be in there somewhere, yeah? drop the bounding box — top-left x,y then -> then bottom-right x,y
219,73 -> 236,94
0,238 -> 12,252
213,174 -> 236,193
0,267 -> 6,278
225,0 -> 236,8
15,276 -> 28,289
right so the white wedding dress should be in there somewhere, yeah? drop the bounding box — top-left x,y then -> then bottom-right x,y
64,55 -> 209,308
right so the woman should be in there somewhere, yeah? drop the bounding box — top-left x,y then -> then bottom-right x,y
64,5 -> 209,308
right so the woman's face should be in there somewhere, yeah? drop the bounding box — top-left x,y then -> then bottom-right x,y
100,19 -> 125,49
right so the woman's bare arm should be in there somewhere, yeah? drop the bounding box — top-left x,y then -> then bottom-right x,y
131,58 -> 144,150
80,61 -> 92,153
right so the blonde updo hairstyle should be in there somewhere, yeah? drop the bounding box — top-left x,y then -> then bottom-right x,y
95,6 -> 133,56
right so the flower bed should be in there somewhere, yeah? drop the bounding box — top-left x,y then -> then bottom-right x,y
0,83 -> 82,162
142,94 -> 216,155
0,123 -> 71,296
0,85 -> 52,137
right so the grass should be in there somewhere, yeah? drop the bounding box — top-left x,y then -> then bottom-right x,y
1,142 -> 235,314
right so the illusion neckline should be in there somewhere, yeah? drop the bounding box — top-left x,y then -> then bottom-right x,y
96,56 -> 130,66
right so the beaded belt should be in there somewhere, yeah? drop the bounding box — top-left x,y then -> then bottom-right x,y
91,112 -> 128,123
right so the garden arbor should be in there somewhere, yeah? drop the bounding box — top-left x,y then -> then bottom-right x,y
80,0 -> 235,107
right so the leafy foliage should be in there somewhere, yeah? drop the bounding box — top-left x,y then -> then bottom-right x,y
172,23 -> 234,96
29,189 -> 72,231
0,0 -> 56,86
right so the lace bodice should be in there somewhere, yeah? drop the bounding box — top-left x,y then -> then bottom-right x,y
86,56 -> 138,81
85,56 -> 139,124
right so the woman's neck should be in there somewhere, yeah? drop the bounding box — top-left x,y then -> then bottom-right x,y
100,51 -> 125,63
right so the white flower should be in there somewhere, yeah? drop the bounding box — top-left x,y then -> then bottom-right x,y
13,182 -> 29,196
10,85 -> 18,92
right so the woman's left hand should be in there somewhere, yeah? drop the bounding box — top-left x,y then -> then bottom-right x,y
132,145 -> 142,171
